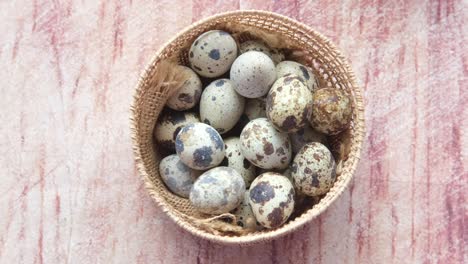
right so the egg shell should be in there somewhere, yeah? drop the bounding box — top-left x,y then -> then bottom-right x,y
249,172 -> 295,228
309,88 -> 352,135
291,142 -> 337,196
175,122 -> 225,170
159,154 -> 201,198
190,167 -> 245,214
239,40 -> 285,65
230,51 -> 276,98
266,75 -> 313,132
224,137 -> 256,187
154,111 -> 200,151
189,30 -> 238,78
276,61 -> 318,92
244,98 -> 266,121
166,66 -> 202,111
289,125 -> 327,154
270,48 -> 285,64
240,118 -> 291,170
232,190 -> 263,230
200,79 -> 245,134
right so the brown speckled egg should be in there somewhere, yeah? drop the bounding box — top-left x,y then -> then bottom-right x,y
154,111 -> 200,151
289,125 -> 327,154
200,79 -> 245,134
240,118 -> 291,170
166,66 -> 202,111
309,88 -> 352,135
239,40 -> 284,65
189,30 -> 238,78
249,172 -> 295,228
190,167 -> 245,214
159,154 -> 201,198
230,51 -> 276,98
266,75 -> 313,133
276,61 -> 318,92
224,137 -> 256,187
291,142 -> 337,196
232,190 -> 263,231
244,98 -> 266,121
175,122 -> 225,170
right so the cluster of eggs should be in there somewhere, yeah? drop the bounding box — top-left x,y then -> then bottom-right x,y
155,30 -> 352,230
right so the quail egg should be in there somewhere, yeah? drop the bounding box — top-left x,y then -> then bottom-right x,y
190,167 -> 245,214
175,122 -> 225,170
244,98 -> 266,121
289,125 -> 327,154
232,190 -> 263,230
276,61 -> 318,92
249,172 -> 295,228
166,66 -> 202,111
200,79 -> 245,134
240,118 -> 291,170
159,154 -> 201,198
154,111 -> 200,151
189,30 -> 238,78
291,142 -> 337,196
309,88 -> 352,135
224,137 -> 256,187
230,51 -> 276,98
266,75 -> 313,132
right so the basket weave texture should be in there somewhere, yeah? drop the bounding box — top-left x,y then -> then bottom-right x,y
130,10 -> 365,245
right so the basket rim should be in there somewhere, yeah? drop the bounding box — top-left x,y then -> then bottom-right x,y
130,10 -> 366,245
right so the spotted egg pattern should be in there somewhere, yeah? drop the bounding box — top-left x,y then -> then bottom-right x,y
154,111 -> 200,151
232,190 -> 263,230
276,61 -> 318,92
189,30 -> 238,78
291,142 -> 337,196
249,172 -> 295,228
289,125 -> 327,154
158,154 -> 201,198
240,118 -> 291,170
190,167 -> 245,214
200,79 -> 245,134
166,66 -> 202,111
223,137 -> 256,187
266,75 -> 313,132
230,51 -> 276,98
175,122 -> 225,170
309,88 -> 352,135
244,97 -> 267,122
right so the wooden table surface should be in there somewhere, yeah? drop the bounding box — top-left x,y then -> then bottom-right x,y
1,0 -> 466,263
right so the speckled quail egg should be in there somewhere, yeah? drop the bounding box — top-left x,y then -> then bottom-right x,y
230,51 -> 276,98
289,125 -> 327,154
291,142 -> 337,196
309,88 -> 352,135
249,172 -> 295,228
190,167 -> 245,214
266,75 -> 313,133
244,98 -> 266,121
166,66 -> 202,111
189,30 -> 238,78
200,79 -> 245,134
154,111 -> 200,151
240,118 -> 291,170
175,122 -> 225,170
239,40 -> 285,65
159,154 -> 201,198
232,190 -> 263,230
224,137 -> 256,187
276,61 -> 318,92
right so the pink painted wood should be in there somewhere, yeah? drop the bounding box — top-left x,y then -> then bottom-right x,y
1,1 -> 466,263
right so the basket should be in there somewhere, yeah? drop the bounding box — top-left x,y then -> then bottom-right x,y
130,10 -> 365,245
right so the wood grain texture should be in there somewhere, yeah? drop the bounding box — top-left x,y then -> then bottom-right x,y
0,0 -> 466,263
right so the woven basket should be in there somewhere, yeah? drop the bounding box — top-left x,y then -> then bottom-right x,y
130,10 -> 365,245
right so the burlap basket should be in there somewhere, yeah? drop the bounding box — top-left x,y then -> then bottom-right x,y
130,10 -> 365,245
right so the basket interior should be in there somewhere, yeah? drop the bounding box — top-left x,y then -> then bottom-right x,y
131,11 -> 364,243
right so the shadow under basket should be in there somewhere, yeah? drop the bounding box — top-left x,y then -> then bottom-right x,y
130,10 -> 365,245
